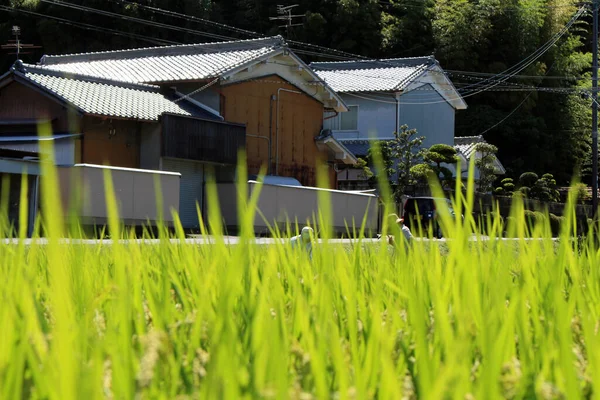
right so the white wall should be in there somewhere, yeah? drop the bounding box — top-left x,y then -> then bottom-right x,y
215,182 -> 379,235
58,164 -> 180,226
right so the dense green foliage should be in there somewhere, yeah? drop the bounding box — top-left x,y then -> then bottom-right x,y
0,0 -> 593,183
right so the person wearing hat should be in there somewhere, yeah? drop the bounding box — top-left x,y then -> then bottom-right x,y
386,213 -> 413,248
291,226 -> 314,259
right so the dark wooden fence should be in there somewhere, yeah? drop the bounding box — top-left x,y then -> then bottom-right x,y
161,113 -> 246,165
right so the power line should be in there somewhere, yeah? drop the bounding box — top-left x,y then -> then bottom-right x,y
4,0 -> 587,105
0,5 -> 179,47
478,92 -> 534,136
446,70 -> 583,80
39,0 -> 235,42
378,0 -> 584,12
41,0 -> 372,62
320,5 -> 588,104
104,0 -> 263,39
455,6 -> 587,96
103,0 -> 371,61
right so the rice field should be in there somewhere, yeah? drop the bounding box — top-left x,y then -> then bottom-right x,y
1,143 -> 600,399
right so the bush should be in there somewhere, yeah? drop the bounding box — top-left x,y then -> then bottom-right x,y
524,210 -> 546,231
495,178 -> 515,197
410,163 -> 435,185
519,172 -> 539,188
571,183 -> 591,204
503,183 -> 515,192
549,213 -> 563,237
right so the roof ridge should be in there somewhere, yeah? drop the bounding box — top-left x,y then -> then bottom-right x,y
16,62 -> 162,92
310,56 -> 436,70
455,135 -> 484,140
40,36 -> 285,65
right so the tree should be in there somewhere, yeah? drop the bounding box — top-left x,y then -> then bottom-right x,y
358,125 -> 426,201
356,141 -> 395,189
423,143 -> 459,189
389,125 -> 427,200
474,142 -> 499,193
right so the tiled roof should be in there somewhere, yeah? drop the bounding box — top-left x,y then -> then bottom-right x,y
337,139 -> 373,157
14,65 -> 192,121
311,57 -> 435,93
454,135 -> 485,160
36,37 -> 285,84
454,135 -> 506,174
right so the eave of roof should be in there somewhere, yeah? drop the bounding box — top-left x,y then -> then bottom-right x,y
7,62 -> 195,122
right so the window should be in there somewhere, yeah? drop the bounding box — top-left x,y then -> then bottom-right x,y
340,105 -> 358,131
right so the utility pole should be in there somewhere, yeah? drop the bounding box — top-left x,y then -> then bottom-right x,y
269,5 -> 304,38
1,26 -> 40,61
593,0 -> 599,218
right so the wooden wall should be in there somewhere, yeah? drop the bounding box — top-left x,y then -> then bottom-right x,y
220,76 -> 334,187
0,81 -> 71,133
80,117 -> 141,168
0,80 -> 144,169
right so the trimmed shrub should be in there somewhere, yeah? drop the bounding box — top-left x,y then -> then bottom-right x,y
519,172 -> 539,188
549,213 -> 563,237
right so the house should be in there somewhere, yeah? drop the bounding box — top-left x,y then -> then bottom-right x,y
0,36 -> 354,231
454,135 -> 506,180
0,60 -> 238,230
311,57 -> 467,189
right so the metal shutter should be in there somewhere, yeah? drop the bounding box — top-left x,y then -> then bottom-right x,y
162,159 -> 204,229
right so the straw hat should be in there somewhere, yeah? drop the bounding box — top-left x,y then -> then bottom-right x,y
387,213 -> 404,224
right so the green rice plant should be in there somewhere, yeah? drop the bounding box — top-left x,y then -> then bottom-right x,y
1,134 -> 600,399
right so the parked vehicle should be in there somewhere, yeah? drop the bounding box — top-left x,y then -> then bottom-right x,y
402,197 -> 457,238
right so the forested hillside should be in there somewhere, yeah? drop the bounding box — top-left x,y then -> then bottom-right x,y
0,0 -> 593,184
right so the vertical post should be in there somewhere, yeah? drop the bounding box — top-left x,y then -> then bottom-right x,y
593,0 -> 599,218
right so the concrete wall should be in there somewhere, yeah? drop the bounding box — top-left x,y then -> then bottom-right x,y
58,164 -> 180,226
325,85 -> 456,148
215,181 -> 379,236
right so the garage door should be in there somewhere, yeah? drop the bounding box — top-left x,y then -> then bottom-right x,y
162,159 -> 204,229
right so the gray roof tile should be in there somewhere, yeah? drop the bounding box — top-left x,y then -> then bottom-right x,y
311,57 -> 435,93
36,37 -> 285,84
19,68 -> 192,121
454,135 -> 485,159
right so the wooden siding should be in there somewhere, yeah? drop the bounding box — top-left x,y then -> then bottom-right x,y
161,114 -> 246,165
0,81 -> 71,133
220,76 -> 333,187
80,117 -> 140,168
